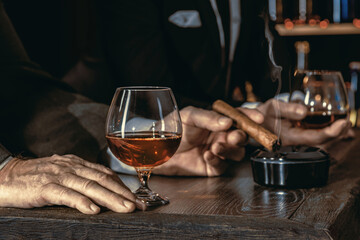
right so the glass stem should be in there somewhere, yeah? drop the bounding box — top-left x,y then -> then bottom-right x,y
134,168 -> 169,206
136,169 -> 152,190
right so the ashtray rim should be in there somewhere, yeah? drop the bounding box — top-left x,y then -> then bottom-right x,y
250,146 -> 330,188
251,157 -> 330,164
250,146 -> 329,164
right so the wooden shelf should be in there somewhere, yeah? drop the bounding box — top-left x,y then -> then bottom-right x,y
275,23 -> 360,36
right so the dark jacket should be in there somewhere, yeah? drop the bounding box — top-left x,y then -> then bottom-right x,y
96,0 -> 287,108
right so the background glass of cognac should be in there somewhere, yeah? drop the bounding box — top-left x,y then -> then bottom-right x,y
105,87 -> 182,207
290,70 -> 349,129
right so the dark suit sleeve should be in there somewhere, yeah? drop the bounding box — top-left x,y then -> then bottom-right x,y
0,1 -> 108,163
95,0 -> 212,108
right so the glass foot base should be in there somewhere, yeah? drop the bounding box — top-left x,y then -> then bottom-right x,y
134,186 -> 169,207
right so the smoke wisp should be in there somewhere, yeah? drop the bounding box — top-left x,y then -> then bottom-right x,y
263,14 -> 283,140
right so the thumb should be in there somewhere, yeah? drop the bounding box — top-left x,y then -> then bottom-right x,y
180,106 -> 233,132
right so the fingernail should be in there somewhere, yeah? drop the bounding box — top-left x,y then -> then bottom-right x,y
218,117 -> 230,125
296,107 -> 306,115
90,204 -> 99,213
136,199 -> 147,211
124,200 -> 135,209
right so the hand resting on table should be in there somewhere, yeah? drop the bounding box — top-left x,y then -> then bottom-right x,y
0,154 -> 146,214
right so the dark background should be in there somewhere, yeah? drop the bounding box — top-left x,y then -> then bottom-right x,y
3,0 -> 98,78
3,0 -> 360,96
283,34 -> 360,82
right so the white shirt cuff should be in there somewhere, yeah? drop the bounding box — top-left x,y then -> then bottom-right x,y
106,148 -> 137,175
0,156 -> 13,171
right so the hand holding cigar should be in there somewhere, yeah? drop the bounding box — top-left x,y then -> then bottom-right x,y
212,100 -> 281,152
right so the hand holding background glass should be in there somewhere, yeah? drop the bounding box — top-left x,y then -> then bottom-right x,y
105,87 -> 182,207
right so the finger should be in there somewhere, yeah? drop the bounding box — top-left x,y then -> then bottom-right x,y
337,121 -> 353,139
46,154 -> 129,193
52,154 -> 83,165
210,142 -> 246,162
264,100 -> 307,120
70,166 -> 136,202
203,151 -> 227,177
342,126 -> 356,139
59,173 -> 136,213
321,119 -> 349,139
41,183 -> 99,215
317,122 -> 354,149
283,119 -> 349,146
63,154 -> 115,175
60,155 -> 129,195
226,130 -> 248,146
180,106 -> 233,131
238,108 -> 264,124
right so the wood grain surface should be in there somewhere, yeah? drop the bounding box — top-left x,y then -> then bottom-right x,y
1,130 -> 360,239
290,136 -> 360,239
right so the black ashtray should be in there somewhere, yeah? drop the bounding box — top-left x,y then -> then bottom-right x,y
250,146 -> 330,188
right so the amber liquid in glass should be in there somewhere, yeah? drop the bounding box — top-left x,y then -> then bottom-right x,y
106,131 -> 181,168
294,112 -> 347,129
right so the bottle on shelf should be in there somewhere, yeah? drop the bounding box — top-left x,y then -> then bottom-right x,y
353,0 -> 360,28
268,0 -> 283,23
350,62 -> 360,107
349,61 -> 360,127
271,0 -> 360,28
295,41 -> 310,71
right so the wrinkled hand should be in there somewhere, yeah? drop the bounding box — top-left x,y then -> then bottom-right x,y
153,106 -> 263,177
0,154 -> 145,214
251,99 -> 354,146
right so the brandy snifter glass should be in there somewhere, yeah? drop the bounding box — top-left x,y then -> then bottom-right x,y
290,70 -> 349,129
105,87 -> 182,207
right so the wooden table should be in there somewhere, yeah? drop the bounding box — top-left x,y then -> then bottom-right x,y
1,131 -> 360,239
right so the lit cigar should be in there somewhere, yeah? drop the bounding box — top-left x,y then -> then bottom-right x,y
212,100 -> 281,152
